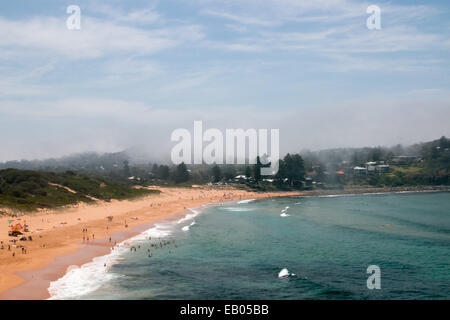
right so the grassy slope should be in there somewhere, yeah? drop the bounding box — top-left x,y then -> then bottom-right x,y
0,169 -> 159,212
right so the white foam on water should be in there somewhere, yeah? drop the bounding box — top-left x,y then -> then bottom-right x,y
237,199 -> 256,204
182,221 -> 196,232
48,253 -> 123,300
280,206 -> 290,217
319,195 -> 336,198
278,268 -> 290,278
177,208 -> 200,224
48,206 -> 205,300
222,207 -> 254,212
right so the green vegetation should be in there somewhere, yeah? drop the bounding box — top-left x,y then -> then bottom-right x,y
0,137 -> 448,194
211,165 -> 222,183
302,136 -> 450,188
0,169 -> 158,212
275,154 -> 305,188
173,162 -> 190,183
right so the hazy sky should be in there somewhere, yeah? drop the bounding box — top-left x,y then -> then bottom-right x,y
0,0 -> 449,162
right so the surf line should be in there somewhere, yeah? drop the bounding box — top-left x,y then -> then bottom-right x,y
180,304 -> 215,318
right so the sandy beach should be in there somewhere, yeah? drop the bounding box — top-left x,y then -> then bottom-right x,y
0,186 -> 301,300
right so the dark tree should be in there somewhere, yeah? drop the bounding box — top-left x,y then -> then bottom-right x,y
245,166 -> 252,178
211,165 -> 222,183
276,153 -> 305,187
151,164 -> 159,175
123,160 -> 131,177
253,156 -> 262,182
174,162 -> 190,183
223,166 -> 236,181
158,165 -> 170,180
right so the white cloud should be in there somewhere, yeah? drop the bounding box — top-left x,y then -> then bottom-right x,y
91,4 -> 161,25
0,0 -> 449,162
202,9 -> 279,26
103,57 -> 162,78
199,0 -> 449,66
225,24 -> 249,33
209,23 -> 448,55
0,16 -> 203,59
159,72 -> 213,93
0,63 -> 56,97
0,80 -> 47,97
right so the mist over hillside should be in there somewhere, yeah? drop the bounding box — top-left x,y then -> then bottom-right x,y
1,137 -> 448,174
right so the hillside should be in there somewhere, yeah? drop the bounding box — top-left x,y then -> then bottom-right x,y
0,169 -> 159,213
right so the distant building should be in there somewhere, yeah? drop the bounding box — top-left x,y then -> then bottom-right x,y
234,175 -> 248,183
377,164 -> 390,173
363,161 -> 390,174
304,177 -> 313,188
353,166 -> 367,175
365,161 -> 377,174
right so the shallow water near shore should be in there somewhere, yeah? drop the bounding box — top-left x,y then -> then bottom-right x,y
49,192 -> 450,300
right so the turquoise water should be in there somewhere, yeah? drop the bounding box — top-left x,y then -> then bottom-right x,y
54,192 -> 450,300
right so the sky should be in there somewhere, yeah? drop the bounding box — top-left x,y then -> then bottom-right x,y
0,0 -> 449,162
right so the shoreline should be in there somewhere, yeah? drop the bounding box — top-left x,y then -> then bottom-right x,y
291,185 -> 450,197
0,187 -> 301,300
4,212 -> 184,300
0,185 -> 448,300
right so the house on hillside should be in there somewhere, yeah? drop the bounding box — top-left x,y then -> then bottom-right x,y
234,175 -> 248,183
377,164 -> 390,173
304,177 -> 313,188
365,161 -> 377,174
353,166 -> 367,175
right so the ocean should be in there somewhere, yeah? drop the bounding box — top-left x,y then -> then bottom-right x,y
48,192 -> 450,300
